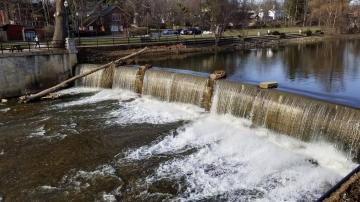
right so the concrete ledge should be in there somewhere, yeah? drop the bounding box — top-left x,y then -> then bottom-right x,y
0,49 -> 67,58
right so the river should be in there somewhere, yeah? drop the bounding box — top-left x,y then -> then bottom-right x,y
0,39 -> 359,201
144,39 -> 360,108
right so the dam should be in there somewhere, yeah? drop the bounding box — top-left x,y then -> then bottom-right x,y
0,40 -> 359,201
75,65 -> 360,161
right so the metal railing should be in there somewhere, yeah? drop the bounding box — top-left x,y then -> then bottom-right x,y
0,40 -> 65,55
75,35 -> 242,48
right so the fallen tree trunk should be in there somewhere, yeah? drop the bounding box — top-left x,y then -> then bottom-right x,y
19,47 -> 148,103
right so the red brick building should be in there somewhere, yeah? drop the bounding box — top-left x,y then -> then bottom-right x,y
83,6 -> 129,34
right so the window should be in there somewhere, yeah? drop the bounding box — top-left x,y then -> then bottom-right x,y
111,25 -> 119,32
89,26 -> 93,31
112,13 -> 121,22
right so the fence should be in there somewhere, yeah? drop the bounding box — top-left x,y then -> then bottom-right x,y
75,35 -> 242,48
0,40 -> 65,54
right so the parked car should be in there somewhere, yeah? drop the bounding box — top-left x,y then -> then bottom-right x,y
190,28 -> 202,35
161,29 -> 177,36
181,28 -> 202,35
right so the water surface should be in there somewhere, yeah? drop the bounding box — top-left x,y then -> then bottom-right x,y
143,39 -> 360,108
0,88 -> 356,201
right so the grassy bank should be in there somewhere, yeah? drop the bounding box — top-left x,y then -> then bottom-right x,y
76,26 -> 321,47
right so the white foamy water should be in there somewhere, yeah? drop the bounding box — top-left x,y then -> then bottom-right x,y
107,96 -> 205,125
57,87 -> 204,124
126,115 -> 356,201
29,126 -> 46,138
56,87 -> 100,96
56,89 -> 138,108
0,108 -> 10,113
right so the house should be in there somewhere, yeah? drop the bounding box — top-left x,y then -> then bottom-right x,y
0,24 -> 37,41
268,8 -> 284,21
83,5 -> 129,35
1,25 -> 23,41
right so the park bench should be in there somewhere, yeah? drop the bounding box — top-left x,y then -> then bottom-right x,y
10,45 -> 23,52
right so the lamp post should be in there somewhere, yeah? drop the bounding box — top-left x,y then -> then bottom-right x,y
64,0 -> 70,38
76,12 -> 80,42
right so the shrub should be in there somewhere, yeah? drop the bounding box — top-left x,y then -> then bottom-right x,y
271,31 -> 281,35
315,30 -> 324,35
129,27 -> 148,36
279,33 -> 286,39
304,30 -> 312,36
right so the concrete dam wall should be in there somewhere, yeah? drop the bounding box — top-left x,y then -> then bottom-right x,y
76,64 -> 360,161
0,51 -> 77,98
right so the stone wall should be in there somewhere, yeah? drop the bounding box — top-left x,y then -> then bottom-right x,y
0,50 -> 77,98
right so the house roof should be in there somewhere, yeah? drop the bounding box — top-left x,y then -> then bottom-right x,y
84,5 -> 128,27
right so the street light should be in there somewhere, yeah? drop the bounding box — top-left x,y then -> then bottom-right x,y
64,0 -> 70,38
76,12 -> 80,42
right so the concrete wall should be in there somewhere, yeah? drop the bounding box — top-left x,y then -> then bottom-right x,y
0,50 -> 77,98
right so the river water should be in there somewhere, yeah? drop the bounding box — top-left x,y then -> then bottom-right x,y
1,39 -> 359,201
144,39 -> 360,108
0,87 -> 356,201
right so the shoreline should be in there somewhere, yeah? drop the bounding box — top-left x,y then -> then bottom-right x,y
77,35 -> 330,64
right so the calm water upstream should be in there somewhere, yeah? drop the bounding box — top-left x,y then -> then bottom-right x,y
144,39 -> 360,108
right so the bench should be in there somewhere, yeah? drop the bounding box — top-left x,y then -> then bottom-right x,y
10,45 -> 23,52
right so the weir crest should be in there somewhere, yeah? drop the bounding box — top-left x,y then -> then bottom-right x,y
75,64 -> 360,161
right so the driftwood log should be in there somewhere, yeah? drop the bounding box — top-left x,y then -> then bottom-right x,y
19,47 -> 148,103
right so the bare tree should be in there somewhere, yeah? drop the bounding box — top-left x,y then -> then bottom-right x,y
52,0 -> 65,45
309,0 -> 350,33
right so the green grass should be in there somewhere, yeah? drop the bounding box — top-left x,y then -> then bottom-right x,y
75,26 -> 322,46
224,26 -> 321,37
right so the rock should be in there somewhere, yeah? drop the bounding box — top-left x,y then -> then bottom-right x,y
209,70 -> 226,80
259,81 -> 278,89
1,99 -> 8,103
148,179 -> 179,195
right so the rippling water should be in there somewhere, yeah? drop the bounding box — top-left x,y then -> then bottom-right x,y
0,88 -> 356,201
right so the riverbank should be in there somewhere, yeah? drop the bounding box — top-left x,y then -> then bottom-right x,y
77,34 -> 326,64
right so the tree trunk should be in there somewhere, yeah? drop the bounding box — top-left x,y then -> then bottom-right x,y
52,0 -> 65,47
19,47 -> 149,103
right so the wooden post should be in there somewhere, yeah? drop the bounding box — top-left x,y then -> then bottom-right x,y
202,70 -> 226,111
135,64 -> 152,94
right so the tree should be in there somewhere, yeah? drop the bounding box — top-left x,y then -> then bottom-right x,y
309,0 -> 350,33
52,0 -> 65,46
284,0 -> 308,25
202,0 -> 240,45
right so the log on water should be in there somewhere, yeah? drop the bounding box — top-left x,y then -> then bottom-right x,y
19,47 -> 149,103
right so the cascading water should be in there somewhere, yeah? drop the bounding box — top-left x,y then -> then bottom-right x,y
74,64 -> 360,159
75,64 -> 104,88
112,66 -> 139,91
142,69 -> 208,106
75,64 -> 114,88
211,80 -> 360,159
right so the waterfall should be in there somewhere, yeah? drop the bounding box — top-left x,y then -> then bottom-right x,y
75,64 -> 114,88
75,64 -> 104,88
142,69 -> 208,106
74,64 -> 360,159
112,66 -> 139,92
211,80 -> 360,158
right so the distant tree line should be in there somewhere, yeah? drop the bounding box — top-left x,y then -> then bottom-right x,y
2,0 -> 360,42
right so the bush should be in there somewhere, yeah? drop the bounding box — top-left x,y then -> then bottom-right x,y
271,31 -> 281,35
304,30 -> 312,36
129,27 -> 148,36
279,33 -> 286,39
315,30 -> 324,35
